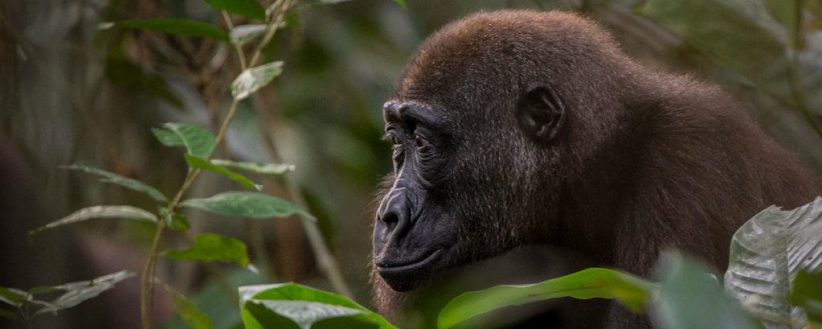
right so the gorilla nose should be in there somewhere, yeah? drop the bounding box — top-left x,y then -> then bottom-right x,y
377,197 -> 411,240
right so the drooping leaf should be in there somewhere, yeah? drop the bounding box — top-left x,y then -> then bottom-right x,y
654,252 -> 761,329
203,0 -> 266,20
791,271 -> 822,323
724,197 -> 822,328
164,285 -> 214,329
163,233 -> 251,267
152,123 -> 216,159
437,268 -> 655,329
231,62 -> 284,100
35,271 -> 135,315
230,24 -> 267,46
180,192 -> 313,220
239,283 -> 396,329
118,19 -> 229,42
185,155 -> 261,190
0,287 -> 28,307
211,159 -> 294,176
29,206 -> 157,241
63,163 -> 167,202
159,207 -> 191,232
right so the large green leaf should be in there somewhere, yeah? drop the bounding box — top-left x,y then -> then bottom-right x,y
35,271 -> 135,315
211,159 -> 294,176
118,19 -> 229,42
231,62 -> 283,100
203,0 -> 265,20
163,233 -> 250,267
185,155 -> 261,190
791,271 -> 822,324
239,283 -> 396,329
152,123 -> 216,159
165,286 -> 214,329
724,197 -> 822,328
180,192 -> 313,220
29,206 -> 157,241
654,253 -> 760,329
437,268 -> 655,329
230,24 -> 268,46
63,163 -> 167,202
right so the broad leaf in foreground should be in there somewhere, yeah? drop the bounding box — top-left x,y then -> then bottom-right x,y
163,233 -> 250,267
152,123 -> 216,159
211,159 -> 294,176
231,62 -> 284,100
239,283 -> 395,329
437,268 -> 655,329
29,206 -> 157,241
118,19 -> 229,42
63,163 -> 167,202
724,197 -> 822,328
653,253 -> 760,329
185,155 -> 262,190
791,271 -> 822,324
35,271 -> 135,315
180,192 -> 313,220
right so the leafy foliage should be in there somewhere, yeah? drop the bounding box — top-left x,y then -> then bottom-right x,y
152,123 -> 217,159
63,163 -> 168,202
180,191 -> 313,220
185,154 -> 262,190
231,62 -> 284,100
28,205 -> 157,242
163,233 -> 251,268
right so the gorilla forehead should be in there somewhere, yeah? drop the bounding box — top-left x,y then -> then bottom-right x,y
394,10 -> 624,110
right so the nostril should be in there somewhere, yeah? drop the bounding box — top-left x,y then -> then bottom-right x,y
380,212 -> 400,233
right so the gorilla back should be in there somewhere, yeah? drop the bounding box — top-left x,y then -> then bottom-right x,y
371,9 -> 817,329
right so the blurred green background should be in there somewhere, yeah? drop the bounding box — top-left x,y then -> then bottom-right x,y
1,0 -> 821,328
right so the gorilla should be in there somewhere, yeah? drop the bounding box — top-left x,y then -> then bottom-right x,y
371,10 -> 817,329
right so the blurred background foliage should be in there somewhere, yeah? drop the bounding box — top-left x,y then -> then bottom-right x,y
1,0 -> 821,328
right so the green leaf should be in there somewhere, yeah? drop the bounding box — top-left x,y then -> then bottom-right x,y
118,19 -> 229,42
0,287 -> 28,307
724,197 -> 822,327
437,268 -> 655,329
152,123 -> 216,159
791,271 -> 822,323
231,62 -> 283,100
160,207 -> 191,232
35,271 -> 135,315
203,0 -> 265,20
29,206 -> 157,242
230,24 -> 267,46
163,233 -> 251,267
63,163 -> 168,202
185,155 -> 261,190
166,286 -> 215,329
180,191 -> 313,220
239,283 -> 396,329
393,0 -> 407,8
0,309 -> 16,319
211,159 -> 294,176
654,252 -> 760,329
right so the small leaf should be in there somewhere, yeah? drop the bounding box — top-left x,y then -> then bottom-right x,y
152,123 -> 216,159
0,287 -> 28,307
63,163 -> 167,202
791,271 -> 822,323
654,252 -> 760,329
211,159 -> 294,176
180,191 -> 313,220
203,0 -> 265,20
0,309 -> 16,319
163,233 -> 251,267
35,271 -> 135,315
118,19 -> 229,42
239,283 -> 396,329
437,268 -> 655,329
164,286 -> 215,329
29,206 -> 157,242
185,155 -> 261,190
231,62 -> 283,100
159,207 -> 191,232
230,24 -> 267,46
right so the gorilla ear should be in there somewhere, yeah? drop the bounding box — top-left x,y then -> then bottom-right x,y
516,86 -> 566,144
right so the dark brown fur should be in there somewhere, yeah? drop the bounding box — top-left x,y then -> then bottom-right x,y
372,10 -> 817,328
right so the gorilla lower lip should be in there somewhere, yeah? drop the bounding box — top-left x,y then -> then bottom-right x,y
377,249 -> 443,271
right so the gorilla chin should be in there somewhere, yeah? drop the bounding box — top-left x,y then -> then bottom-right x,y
375,248 -> 447,291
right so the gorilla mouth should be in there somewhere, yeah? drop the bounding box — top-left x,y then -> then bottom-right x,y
377,248 -> 443,270
376,248 -> 445,291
